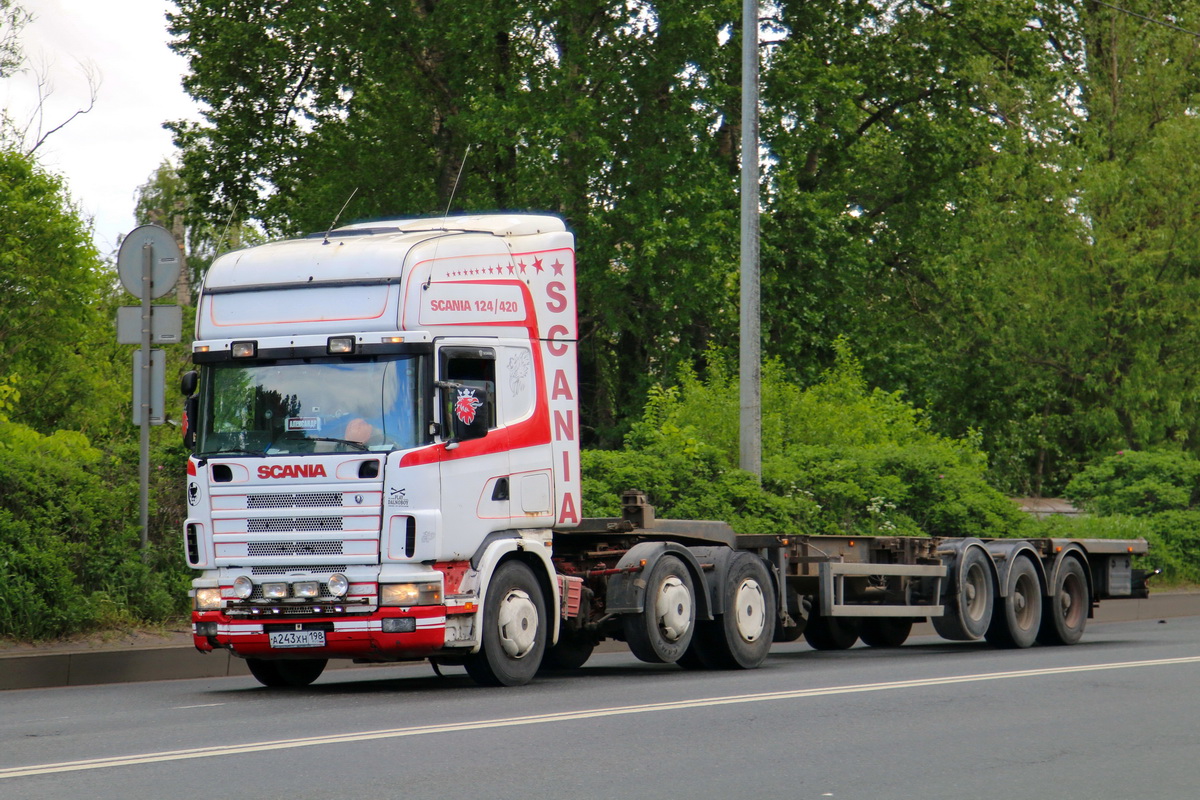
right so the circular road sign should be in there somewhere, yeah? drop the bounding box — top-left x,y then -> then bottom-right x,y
117,225 -> 182,299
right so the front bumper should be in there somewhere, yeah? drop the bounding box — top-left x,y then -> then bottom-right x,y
192,606 -> 447,660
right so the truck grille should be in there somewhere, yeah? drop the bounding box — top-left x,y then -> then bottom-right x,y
248,517 -> 343,533
247,492 -> 343,509
247,541 -> 344,557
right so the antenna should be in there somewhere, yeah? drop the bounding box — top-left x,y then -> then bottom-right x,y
442,144 -> 471,224
212,200 -> 240,259
424,145 -> 473,290
323,187 -> 359,244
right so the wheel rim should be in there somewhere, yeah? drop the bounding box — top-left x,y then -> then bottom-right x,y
655,575 -> 692,642
733,578 -> 767,642
1012,572 -> 1037,630
497,588 -> 538,658
963,561 -> 989,623
1060,571 -> 1085,629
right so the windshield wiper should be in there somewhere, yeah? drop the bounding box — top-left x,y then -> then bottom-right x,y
305,437 -> 368,451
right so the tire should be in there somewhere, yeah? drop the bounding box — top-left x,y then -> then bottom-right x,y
464,560 -> 547,686
985,555 -> 1043,649
623,555 -> 696,664
859,617 -> 914,648
690,553 -> 776,669
246,658 -> 327,688
1037,556 -> 1089,646
539,632 -> 596,671
931,546 -> 994,641
803,608 -> 861,651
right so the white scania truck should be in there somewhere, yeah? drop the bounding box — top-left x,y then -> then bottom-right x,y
181,213 -> 1149,687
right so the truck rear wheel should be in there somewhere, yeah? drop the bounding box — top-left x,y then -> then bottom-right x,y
246,658 -> 327,688
985,555 -> 1042,649
623,554 -> 696,664
688,553 -> 776,669
1037,557 -> 1089,646
539,632 -> 596,671
465,560 -> 547,686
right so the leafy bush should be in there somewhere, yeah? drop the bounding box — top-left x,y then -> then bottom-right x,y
0,421 -> 190,640
582,341 -> 1031,539
1065,450 -> 1200,582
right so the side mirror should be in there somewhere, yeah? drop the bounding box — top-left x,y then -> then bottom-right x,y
448,385 -> 489,444
181,371 -> 198,450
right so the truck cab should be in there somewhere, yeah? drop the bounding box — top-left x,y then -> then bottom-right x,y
183,214 -> 580,685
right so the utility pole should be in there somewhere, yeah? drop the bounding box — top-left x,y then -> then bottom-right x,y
739,0 -> 761,477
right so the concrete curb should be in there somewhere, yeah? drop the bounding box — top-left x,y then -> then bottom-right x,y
3,591 -> 1197,691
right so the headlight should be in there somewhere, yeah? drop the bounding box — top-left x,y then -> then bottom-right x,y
195,588 -> 223,610
262,582 -> 288,599
327,573 -> 350,598
232,575 -> 254,600
381,583 -> 442,607
293,581 -> 320,598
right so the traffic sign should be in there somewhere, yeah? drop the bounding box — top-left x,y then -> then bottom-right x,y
116,305 -> 183,344
116,225 -> 181,299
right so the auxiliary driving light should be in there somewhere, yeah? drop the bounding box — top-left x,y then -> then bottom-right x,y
293,581 -> 320,598
327,573 -> 350,598
231,340 -> 257,358
262,582 -> 288,599
232,575 -> 254,600
327,336 -> 355,354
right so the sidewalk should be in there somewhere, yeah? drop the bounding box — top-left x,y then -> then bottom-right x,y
3,591 -> 1198,691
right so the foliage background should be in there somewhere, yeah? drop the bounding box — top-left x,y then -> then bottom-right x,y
2,1 -> 1198,639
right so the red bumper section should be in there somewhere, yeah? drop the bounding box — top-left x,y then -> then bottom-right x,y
192,606 -> 447,661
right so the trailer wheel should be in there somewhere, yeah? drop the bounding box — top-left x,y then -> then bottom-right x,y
931,546 -> 994,641
859,617 -> 914,648
623,555 -> 696,664
688,553 -> 776,669
1037,557 -> 1088,646
539,632 -> 596,671
985,555 -> 1042,649
803,609 -> 861,651
465,560 -> 547,686
246,658 -> 327,688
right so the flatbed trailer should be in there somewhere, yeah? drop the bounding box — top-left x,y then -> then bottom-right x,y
541,491 -> 1148,668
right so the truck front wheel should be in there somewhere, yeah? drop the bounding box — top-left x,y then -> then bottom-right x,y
246,658 -> 327,688
465,560 -> 547,686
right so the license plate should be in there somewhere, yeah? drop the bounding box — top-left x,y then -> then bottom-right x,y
268,629 -> 326,648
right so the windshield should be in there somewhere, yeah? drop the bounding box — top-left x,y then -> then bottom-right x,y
197,355 -> 427,456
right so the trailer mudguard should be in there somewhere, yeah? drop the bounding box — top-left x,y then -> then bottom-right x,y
605,541 -> 714,621
983,540 -> 1048,598
1046,544 -> 1095,618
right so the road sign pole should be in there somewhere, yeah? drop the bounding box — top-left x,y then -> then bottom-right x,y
140,242 -> 152,556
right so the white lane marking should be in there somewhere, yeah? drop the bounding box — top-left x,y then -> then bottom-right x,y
173,704 -> 226,710
3,654 -> 1199,779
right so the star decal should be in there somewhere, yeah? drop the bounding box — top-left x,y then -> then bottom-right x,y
552,259 -> 565,275
533,257 -> 544,273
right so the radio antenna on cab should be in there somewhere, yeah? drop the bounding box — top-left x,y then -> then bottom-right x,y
322,187 -> 359,244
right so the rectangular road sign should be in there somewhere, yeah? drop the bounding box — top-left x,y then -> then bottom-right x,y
117,305 -> 183,344
132,349 -> 166,425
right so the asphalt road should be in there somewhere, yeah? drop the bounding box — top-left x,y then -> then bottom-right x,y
3,615 -> 1198,800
